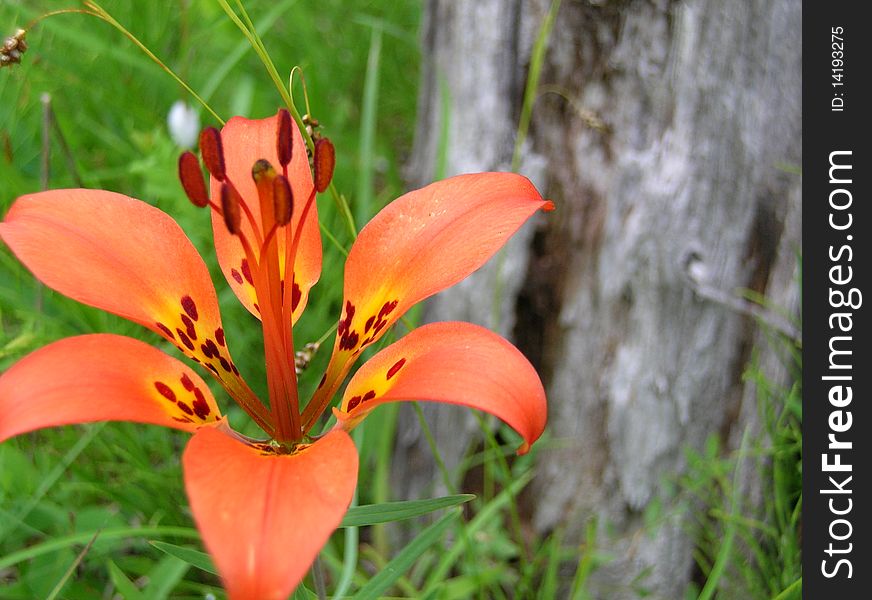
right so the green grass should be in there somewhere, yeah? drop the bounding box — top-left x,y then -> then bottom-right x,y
0,1 -> 801,598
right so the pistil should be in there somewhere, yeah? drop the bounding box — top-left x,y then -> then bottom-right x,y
251,159 -> 302,442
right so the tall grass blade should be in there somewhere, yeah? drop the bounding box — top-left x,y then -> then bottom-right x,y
356,25 -> 383,225
351,509 -> 460,600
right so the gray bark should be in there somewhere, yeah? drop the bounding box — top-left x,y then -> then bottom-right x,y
393,1 -> 801,598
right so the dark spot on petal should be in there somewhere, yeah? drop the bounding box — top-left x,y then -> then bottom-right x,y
181,295 -> 199,321
207,364 -> 219,374
174,416 -> 194,424
200,343 -> 215,358
241,259 -> 254,285
339,330 -> 359,351
231,363 -> 239,376
181,314 -> 197,340
318,374 -> 327,389
215,328 -> 226,346
364,316 -> 375,333
254,303 -> 261,313
154,381 -> 176,401
180,373 -> 195,391
387,358 -> 406,380
347,396 -> 362,411
156,322 -> 175,340
362,390 -> 376,402
176,329 -> 195,350
177,401 -> 194,416
192,397 -> 210,420
231,269 -> 244,284
292,283 -> 302,311
219,357 -> 232,372
378,299 -> 398,319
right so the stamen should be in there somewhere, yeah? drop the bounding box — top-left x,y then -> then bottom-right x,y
273,175 -> 293,226
313,138 -> 335,193
276,109 -> 293,168
178,152 -> 210,207
199,127 -> 226,181
251,159 -> 286,262
220,183 -> 242,235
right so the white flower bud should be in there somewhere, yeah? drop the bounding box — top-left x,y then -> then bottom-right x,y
167,101 -> 200,149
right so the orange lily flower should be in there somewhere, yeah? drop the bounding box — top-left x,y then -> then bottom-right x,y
0,111 -> 551,599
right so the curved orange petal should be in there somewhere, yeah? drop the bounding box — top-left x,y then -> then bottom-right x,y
335,322 -> 546,454
305,173 -> 551,428
0,334 -> 222,442
210,114 -> 322,322
183,427 -> 357,600
0,189 -> 255,404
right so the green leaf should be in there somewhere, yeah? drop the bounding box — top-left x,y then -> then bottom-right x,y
107,560 -> 146,600
141,554 -> 190,599
351,510 -> 460,600
0,527 -> 200,571
340,494 -> 474,528
148,541 -> 217,575
291,584 -> 318,599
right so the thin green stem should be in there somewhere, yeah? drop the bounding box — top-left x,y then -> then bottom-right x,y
331,186 -> 359,240
411,402 -> 456,495
511,0 -> 561,172
45,530 -> 100,600
356,25 -> 383,225
216,0 -> 293,114
474,413 -> 529,559
311,555 -> 327,600
83,2 -> 223,125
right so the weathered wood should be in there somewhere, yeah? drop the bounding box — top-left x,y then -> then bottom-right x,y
394,0 -> 801,597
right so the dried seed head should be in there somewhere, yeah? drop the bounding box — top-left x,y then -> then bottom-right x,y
199,127 -> 226,181
313,137 -> 335,193
1,28 -> 27,68
178,152 -> 210,207
220,184 -> 242,235
276,109 -> 293,168
294,342 -> 320,374
273,175 -> 293,226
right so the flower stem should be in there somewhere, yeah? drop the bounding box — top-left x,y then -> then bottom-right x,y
311,555 -> 328,600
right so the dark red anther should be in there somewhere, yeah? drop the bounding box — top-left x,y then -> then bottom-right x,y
199,127 -> 226,181
276,109 -> 293,167
313,137 -> 335,193
178,152 -> 209,207
273,175 -> 293,226
220,183 -> 242,235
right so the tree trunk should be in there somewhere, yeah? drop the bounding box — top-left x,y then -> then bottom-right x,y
393,1 -> 801,597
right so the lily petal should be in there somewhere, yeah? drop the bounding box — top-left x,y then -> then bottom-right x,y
305,173 -> 551,428
335,322 -> 546,454
183,427 -> 357,600
0,334 -> 221,442
0,190 -> 251,399
210,114 -> 322,323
